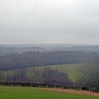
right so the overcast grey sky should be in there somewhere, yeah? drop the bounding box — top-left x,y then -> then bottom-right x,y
0,0 -> 99,44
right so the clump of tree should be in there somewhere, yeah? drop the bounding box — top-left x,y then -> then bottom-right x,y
0,71 -> 5,82
5,67 -> 72,85
76,57 -> 99,90
42,67 -> 72,84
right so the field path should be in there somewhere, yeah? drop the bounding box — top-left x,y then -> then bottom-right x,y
42,88 -> 99,96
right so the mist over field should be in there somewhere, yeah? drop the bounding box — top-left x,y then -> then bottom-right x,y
1,0 -> 99,98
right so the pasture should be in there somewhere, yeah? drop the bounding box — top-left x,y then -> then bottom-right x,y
4,63 -> 82,82
0,86 -> 98,99
29,63 -> 82,81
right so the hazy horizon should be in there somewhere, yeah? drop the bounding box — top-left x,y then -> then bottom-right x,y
0,0 -> 99,45
0,43 -> 98,46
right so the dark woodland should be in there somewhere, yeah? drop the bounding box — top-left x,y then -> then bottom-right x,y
0,50 -> 98,71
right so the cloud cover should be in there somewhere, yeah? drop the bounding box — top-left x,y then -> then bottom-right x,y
0,0 -> 99,44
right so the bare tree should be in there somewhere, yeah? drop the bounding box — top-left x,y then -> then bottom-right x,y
77,60 -> 99,89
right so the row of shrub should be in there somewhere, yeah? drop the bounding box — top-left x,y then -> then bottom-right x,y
0,82 -> 99,92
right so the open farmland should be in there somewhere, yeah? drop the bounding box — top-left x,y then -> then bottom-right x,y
27,63 -> 82,81
3,63 -> 82,82
0,86 -> 99,99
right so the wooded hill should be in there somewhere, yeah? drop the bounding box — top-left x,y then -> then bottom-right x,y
0,51 -> 99,71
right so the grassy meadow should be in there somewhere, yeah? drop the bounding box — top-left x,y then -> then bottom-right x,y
28,63 -> 82,81
0,86 -> 98,99
4,63 -> 82,82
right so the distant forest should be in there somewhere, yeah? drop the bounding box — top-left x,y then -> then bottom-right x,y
0,50 -> 99,71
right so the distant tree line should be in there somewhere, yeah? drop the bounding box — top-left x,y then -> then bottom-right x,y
0,51 -> 98,71
75,57 -> 99,92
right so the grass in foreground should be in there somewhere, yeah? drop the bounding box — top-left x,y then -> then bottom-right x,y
0,86 -> 98,99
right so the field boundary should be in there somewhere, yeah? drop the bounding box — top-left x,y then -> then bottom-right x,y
42,88 -> 99,96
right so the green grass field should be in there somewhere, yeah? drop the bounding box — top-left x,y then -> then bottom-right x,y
0,86 -> 98,99
28,63 -> 82,81
4,63 -> 82,82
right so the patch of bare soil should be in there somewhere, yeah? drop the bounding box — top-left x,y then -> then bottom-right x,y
42,88 -> 99,96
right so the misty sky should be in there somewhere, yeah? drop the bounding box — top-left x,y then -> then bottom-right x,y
0,0 -> 99,45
